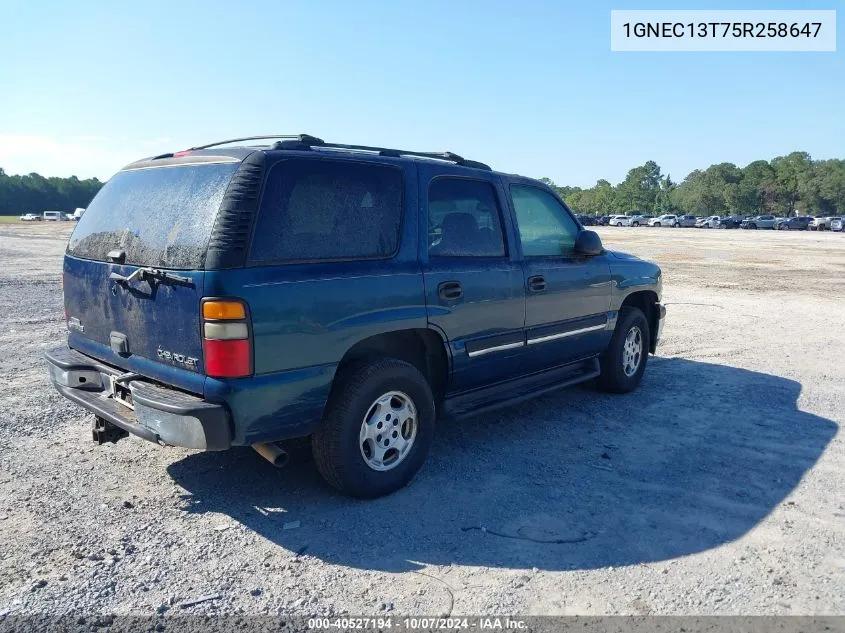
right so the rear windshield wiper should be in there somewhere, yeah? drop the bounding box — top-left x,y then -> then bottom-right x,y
109,267 -> 194,286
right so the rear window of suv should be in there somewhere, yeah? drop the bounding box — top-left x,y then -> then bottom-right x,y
250,158 -> 403,263
68,162 -> 239,269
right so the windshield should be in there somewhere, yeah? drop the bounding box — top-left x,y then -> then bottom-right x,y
68,162 -> 239,269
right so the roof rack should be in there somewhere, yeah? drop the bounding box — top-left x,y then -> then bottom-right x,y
295,141 -> 491,171
186,134 -> 325,151
172,134 -> 492,170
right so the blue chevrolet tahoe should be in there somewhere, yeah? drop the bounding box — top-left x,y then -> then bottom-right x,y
46,134 -> 665,498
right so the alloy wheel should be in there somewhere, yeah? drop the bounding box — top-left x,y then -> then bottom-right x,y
622,326 -> 643,377
359,391 -> 418,472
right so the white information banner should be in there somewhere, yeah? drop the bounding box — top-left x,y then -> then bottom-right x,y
611,10 -> 836,52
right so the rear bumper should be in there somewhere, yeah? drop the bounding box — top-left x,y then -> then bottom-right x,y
45,346 -> 232,450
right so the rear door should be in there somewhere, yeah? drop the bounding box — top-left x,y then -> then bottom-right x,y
504,180 -> 612,372
63,160 -> 240,393
419,164 -> 526,392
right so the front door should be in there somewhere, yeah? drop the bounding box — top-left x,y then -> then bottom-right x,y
505,181 -> 612,372
420,166 -> 525,393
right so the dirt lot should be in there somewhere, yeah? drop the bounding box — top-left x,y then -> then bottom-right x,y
0,222 -> 843,617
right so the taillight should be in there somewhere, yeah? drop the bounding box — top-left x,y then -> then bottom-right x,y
201,299 -> 252,378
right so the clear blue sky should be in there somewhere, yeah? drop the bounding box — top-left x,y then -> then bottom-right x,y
1,0 -> 841,187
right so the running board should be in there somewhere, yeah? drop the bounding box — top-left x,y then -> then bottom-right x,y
442,357 -> 601,420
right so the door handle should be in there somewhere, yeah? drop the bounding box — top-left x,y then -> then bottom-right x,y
528,275 -> 547,293
438,281 -> 463,301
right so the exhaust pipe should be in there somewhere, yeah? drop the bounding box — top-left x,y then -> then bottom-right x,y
252,442 -> 289,468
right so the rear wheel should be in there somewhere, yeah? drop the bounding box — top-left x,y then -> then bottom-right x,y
596,307 -> 650,394
312,358 -> 435,498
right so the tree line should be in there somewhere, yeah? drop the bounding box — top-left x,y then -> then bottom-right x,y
2,150 -> 844,218
0,168 -> 103,215
544,151 -> 845,218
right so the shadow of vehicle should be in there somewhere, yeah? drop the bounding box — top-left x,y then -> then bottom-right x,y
167,358 -> 837,572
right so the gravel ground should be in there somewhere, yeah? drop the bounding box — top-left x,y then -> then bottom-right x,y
0,223 -> 843,617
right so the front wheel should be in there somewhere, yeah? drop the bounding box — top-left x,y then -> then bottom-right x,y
632,222 -> 640,227
653,222 -> 661,227
312,358 -> 435,498
595,307 -> 650,394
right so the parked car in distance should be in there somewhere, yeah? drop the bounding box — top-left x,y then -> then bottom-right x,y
831,218 -> 844,231
19,213 -> 41,221
45,134 -> 665,499
648,214 -> 678,227
610,215 -> 630,227
596,215 -> 612,226
42,211 -> 65,221
577,215 -> 595,226
775,216 -> 813,230
741,215 -> 777,229
810,216 -> 841,231
718,216 -> 743,229
696,216 -> 721,229
629,214 -> 653,227
675,215 -> 698,227
72,208 -> 86,221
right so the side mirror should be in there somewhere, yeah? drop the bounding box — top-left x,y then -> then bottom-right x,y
574,230 -> 604,256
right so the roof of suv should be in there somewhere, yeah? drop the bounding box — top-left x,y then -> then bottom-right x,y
122,134 -> 498,175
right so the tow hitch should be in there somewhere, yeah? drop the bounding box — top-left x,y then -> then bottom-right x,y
92,416 -> 129,444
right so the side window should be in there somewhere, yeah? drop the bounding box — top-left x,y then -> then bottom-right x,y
509,184 -> 580,257
428,178 -> 506,257
250,159 -> 402,263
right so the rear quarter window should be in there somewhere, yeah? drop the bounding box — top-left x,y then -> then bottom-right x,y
68,162 -> 239,269
250,158 -> 402,263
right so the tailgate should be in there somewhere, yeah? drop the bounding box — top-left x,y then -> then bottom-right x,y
64,256 -> 207,394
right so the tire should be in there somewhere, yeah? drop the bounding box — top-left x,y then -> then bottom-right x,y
312,358 -> 435,498
632,222 -> 639,227
673,222 -> 679,227
750,224 -> 757,230
596,307 -> 650,394
653,222 -> 661,227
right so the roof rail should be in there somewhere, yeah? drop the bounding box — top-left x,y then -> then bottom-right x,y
187,134 -> 325,151
170,134 -> 492,170
268,138 -> 492,171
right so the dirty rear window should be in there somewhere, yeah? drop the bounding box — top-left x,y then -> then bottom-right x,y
250,158 -> 402,263
67,162 -> 239,269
